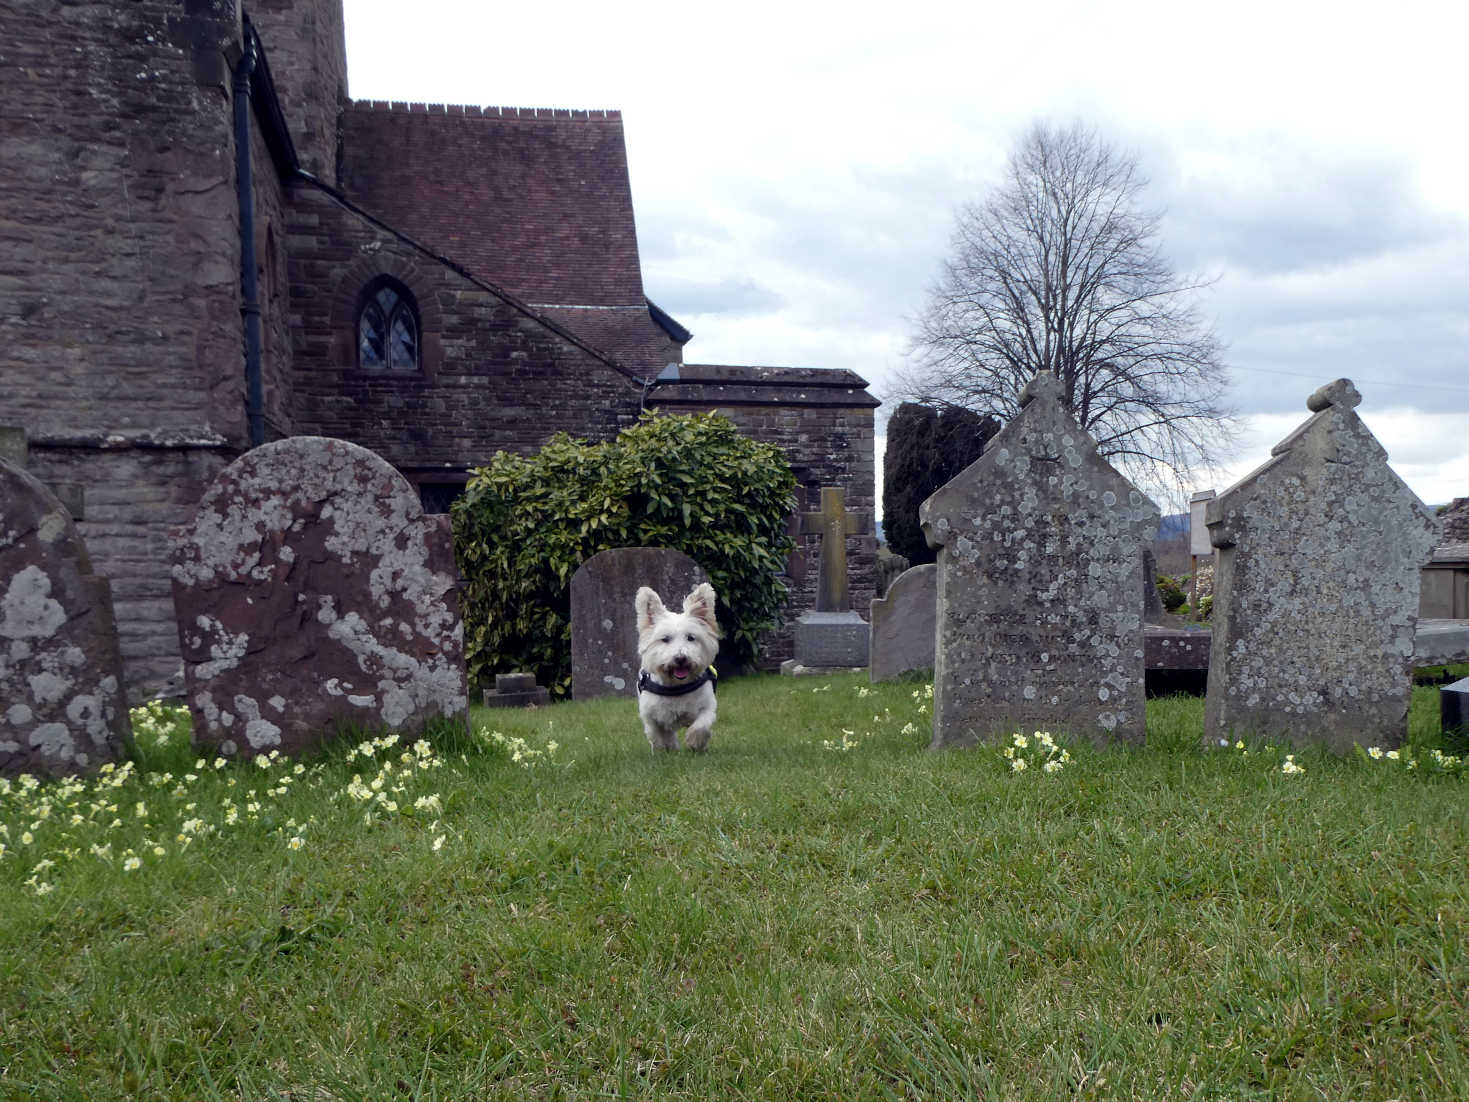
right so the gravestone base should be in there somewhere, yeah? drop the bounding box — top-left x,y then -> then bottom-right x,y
788,610 -> 869,669
780,659 -> 868,676
483,672 -> 549,709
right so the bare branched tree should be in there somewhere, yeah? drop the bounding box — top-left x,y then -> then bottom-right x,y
897,122 -> 1234,497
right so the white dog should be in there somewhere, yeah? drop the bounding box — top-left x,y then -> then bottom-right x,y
635,582 -> 721,752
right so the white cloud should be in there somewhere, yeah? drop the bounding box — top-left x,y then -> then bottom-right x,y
342,0 -> 1469,509
1200,407 -> 1469,509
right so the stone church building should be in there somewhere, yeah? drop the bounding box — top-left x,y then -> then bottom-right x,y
2,1 -> 878,700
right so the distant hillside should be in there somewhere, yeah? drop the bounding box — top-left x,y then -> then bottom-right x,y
1157,512 -> 1189,538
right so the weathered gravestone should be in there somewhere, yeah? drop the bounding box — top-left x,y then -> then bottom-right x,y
868,563 -> 936,682
570,547 -> 708,700
783,486 -> 872,671
1,457 -> 132,776
482,671 -> 550,709
171,437 -> 467,758
1443,677 -> 1469,740
1204,379 -> 1439,753
920,371 -> 1160,748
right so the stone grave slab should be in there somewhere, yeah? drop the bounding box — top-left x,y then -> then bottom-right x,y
1,457 -> 132,776
171,437 -> 467,759
869,563 -> 936,682
570,547 -> 707,700
919,371 -> 1160,748
1204,379 -> 1439,752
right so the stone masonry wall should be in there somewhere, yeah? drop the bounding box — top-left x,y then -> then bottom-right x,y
249,106 -> 296,441
26,444 -> 235,703
286,184 -> 646,469
0,0 -> 249,447
664,403 -> 878,668
248,0 -> 348,182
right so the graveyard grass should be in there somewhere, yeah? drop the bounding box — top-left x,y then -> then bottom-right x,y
4,676 -> 1469,1100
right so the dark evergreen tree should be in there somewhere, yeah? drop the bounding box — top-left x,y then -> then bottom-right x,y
883,402 -> 998,565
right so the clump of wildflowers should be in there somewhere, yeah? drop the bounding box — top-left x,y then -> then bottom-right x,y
1280,754 -> 1305,776
1002,731 -> 1071,775
822,729 -> 861,752
2,721 -> 462,898
129,700 -> 190,748
478,726 -> 560,769
1361,744 -> 1465,775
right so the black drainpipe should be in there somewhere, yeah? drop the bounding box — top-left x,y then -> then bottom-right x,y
233,22 -> 265,449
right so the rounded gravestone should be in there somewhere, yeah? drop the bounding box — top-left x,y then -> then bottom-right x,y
1,458 -> 132,777
570,547 -> 707,700
171,437 -> 467,758
868,563 -> 937,682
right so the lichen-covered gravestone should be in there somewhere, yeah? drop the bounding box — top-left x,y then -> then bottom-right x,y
171,437 -> 467,758
868,563 -> 936,682
1204,379 -> 1439,752
1,457 -> 132,776
570,547 -> 707,700
919,371 -> 1160,748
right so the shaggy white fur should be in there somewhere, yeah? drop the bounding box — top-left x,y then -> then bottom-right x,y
634,582 -> 721,752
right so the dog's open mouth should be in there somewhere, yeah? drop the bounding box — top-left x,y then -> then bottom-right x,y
670,659 -> 693,680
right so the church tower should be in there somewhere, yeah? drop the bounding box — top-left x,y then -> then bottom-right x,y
247,0 -> 349,182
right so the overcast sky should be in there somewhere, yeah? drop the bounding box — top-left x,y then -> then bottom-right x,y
342,0 -> 1468,512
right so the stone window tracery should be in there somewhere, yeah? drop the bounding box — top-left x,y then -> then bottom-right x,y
357,278 -> 419,371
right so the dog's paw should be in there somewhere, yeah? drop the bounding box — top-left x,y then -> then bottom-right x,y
684,727 -> 712,753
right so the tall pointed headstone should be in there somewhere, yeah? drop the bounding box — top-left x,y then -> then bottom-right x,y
1204,379 -> 1438,752
920,372 -> 1160,748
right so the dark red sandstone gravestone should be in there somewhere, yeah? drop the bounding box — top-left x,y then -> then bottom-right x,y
1,457 -> 132,777
171,437 -> 467,758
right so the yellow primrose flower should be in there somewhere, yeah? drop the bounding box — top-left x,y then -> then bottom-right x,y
123,855 -> 141,872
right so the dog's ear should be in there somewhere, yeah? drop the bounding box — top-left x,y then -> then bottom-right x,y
682,583 -> 719,634
635,587 -> 666,632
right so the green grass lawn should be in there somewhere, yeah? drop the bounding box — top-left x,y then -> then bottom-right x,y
3,675 -> 1468,1100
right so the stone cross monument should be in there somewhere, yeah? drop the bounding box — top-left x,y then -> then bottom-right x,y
782,486 -> 873,671
798,486 -> 869,612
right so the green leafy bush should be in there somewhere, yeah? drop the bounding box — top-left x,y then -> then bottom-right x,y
1156,573 -> 1187,612
452,412 -> 796,695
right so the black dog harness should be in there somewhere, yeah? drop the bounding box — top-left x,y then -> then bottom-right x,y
637,668 -> 718,697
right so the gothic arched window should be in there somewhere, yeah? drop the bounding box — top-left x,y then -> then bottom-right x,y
357,278 -> 419,371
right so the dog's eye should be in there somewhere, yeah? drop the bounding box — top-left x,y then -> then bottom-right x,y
686,633 -> 696,642
661,635 -> 672,644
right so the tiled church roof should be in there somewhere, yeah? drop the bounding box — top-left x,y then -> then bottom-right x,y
339,101 -> 684,373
